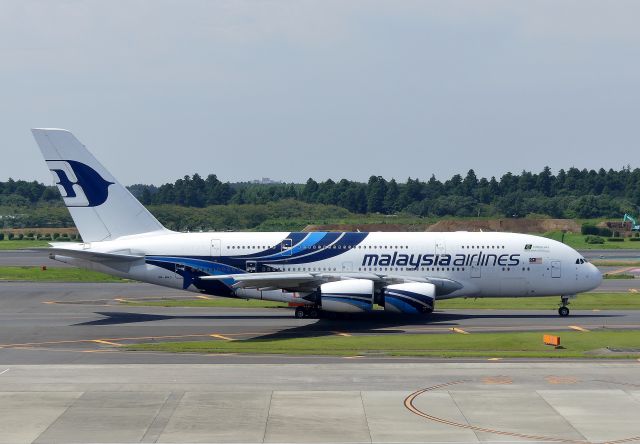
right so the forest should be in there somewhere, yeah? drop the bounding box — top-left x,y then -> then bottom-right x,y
126,166 -> 640,219
3,166 -> 639,223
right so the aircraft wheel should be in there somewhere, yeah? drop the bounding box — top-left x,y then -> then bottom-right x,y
294,307 -> 307,319
558,306 -> 570,317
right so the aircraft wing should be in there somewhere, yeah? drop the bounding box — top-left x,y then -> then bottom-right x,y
199,271 -> 453,292
201,272 -> 325,291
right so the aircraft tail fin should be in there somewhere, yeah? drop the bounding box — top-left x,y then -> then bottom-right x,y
32,128 -> 168,242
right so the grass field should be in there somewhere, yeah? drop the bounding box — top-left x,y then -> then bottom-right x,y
439,292 -> 640,310
127,329 -> 640,358
543,231 -> 640,249
0,266 -> 124,282
603,273 -> 635,279
591,260 -> 640,266
0,240 -> 49,250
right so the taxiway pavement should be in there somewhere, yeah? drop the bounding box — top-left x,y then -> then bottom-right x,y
0,362 -> 638,443
0,281 -> 638,364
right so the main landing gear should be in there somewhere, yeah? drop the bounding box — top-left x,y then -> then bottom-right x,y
294,306 -> 320,319
558,296 -> 570,317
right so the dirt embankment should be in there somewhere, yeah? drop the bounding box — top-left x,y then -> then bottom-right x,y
426,219 -> 580,233
303,223 -> 431,232
304,219 -> 580,233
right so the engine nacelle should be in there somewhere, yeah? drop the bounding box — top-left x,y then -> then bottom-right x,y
320,279 -> 374,313
383,282 -> 436,314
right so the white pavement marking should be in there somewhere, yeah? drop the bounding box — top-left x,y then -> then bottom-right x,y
0,368 -> 9,376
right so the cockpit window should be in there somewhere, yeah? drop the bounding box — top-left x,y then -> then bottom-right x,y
575,258 -> 586,264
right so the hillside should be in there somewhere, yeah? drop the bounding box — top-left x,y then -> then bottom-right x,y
304,219 -> 580,233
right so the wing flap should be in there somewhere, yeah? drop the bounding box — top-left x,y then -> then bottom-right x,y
199,271 -> 463,294
200,272 -> 324,290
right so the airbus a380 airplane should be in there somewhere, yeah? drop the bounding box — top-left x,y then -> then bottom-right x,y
32,129 -> 602,318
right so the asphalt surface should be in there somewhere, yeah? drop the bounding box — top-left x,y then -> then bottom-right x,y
581,248 -> 640,260
0,281 -> 638,365
0,249 -> 71,267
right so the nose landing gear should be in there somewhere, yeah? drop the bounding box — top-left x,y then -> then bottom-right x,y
558,296 -> 572,317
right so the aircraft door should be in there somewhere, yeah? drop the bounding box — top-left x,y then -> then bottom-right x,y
342,262 -> 353,272
246,260 -> 257,273
211,239 -> 221,258
471,265 -> 481,278
281,238 -> 293,256
435,240 -> 446,254
551,261 -> 561,278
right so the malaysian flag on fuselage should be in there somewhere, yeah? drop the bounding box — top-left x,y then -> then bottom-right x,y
529,257 -> 543,264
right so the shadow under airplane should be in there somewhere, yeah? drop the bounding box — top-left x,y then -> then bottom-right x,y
74,309 -> 620,341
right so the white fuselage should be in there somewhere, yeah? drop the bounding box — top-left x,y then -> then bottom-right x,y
53,230 -> 602,306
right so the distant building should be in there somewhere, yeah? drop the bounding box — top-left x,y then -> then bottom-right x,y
251,177 -> 281,185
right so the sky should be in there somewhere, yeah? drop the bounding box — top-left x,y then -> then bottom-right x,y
2,0 -> 640,186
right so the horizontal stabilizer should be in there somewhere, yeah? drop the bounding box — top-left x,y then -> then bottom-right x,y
36,247 -> 144,263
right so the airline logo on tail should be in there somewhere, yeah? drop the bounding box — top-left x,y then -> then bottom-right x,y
46,160 -> 114,207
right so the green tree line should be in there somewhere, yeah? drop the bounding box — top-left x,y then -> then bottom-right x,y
3,166 -> 640,221
131,166 -> 640,218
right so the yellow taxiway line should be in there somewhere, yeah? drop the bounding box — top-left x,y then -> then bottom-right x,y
569,325 -> 590,332
92,339 -> 123,347
210,334 -> 234,341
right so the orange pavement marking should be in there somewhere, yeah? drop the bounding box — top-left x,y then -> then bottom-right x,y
333,332 -> 352,337
545,376 -> 578,384
450,327 -> 469,334
482,376 -> 512,384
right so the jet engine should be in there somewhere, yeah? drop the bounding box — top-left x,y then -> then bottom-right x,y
383,282 -> 435,314
320,279 -> 374,313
